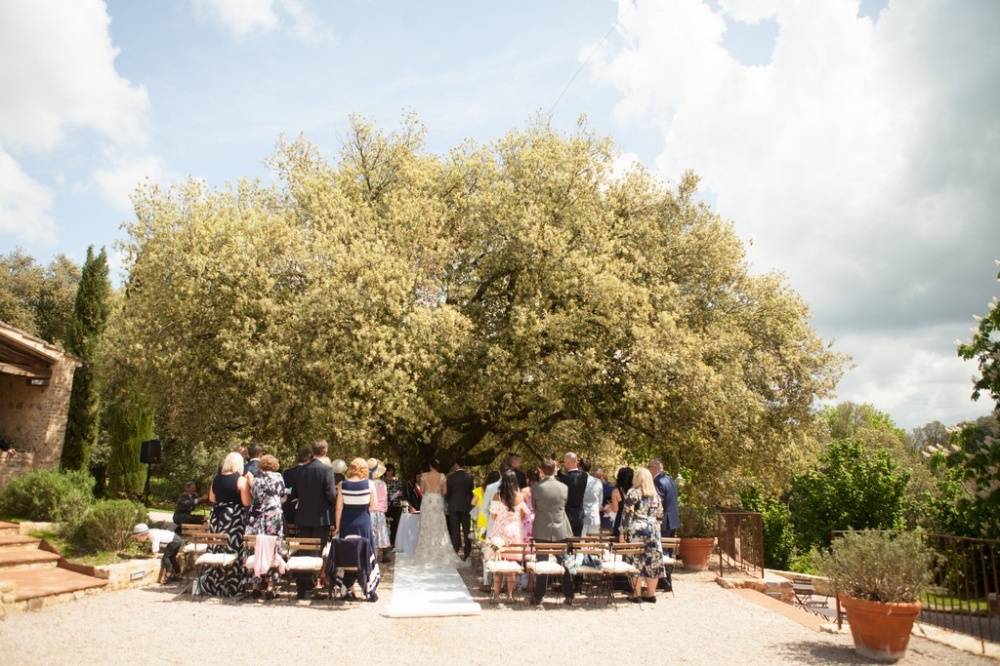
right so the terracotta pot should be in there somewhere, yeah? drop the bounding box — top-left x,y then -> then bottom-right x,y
839,594 -> 921,662
678,537 -> 714,570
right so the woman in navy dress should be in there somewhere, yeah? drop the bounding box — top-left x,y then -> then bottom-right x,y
202,451 -> 251,596
335,457 -> 376,552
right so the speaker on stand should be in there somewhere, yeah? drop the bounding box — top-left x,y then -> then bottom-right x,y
140,440 -> 161,506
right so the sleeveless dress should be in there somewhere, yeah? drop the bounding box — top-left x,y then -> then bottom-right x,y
340,478 -> 374,553
202,473 -> 247,597
408,473 -> 466,568
244,471 -> 286,588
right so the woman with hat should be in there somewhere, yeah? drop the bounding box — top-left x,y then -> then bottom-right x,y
368,458 -> 391,563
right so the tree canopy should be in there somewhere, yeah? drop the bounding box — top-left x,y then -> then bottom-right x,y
116,115 -> 844,494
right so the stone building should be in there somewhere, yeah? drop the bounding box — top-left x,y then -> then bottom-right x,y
0,321 -> 81,489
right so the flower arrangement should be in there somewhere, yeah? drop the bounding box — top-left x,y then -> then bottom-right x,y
484,535 -> 506,561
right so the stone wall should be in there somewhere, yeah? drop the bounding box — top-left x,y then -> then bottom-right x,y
0,355 -> 78,488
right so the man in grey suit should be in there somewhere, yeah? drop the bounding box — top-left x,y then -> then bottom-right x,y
445,458 -> 475,560
531,458 -> 574,605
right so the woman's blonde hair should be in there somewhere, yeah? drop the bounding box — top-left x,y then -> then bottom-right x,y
632,466 -> 656,497
221,451 -> 245,475
347,457 -> 369,479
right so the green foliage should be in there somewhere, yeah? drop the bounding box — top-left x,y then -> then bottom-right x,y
740,486 -> 796,570
0,249 -> 44,335
925,415 -> 1000,538
0,469 -> 94,523
789,439 -> 910,551
105,392 -> 154,499
816,530 -> 933,603
789,549 -> 820,575
62,246 -> 111,473
0,250 -> 79,346
678,503 -> 717,538
118,115 -> 845,490
64,499 -> 147,553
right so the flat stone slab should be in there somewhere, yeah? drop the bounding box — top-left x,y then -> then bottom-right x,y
0,521 -> 20,532
0,535 -> 41,549
1,567 -> 107,601
0,549 -> 61,569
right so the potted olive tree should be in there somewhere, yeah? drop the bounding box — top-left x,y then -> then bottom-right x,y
817,530 -> 934,662
677,503 -> 716,570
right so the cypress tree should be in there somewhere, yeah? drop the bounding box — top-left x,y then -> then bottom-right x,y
61,246 -> 110,472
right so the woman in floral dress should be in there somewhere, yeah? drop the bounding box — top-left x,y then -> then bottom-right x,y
489,470 -> 529,600
367,458 -> 392,563
244,454 -> 286,597
619,466 -> 664,602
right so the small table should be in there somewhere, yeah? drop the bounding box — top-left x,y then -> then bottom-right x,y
397,513 -> 420,556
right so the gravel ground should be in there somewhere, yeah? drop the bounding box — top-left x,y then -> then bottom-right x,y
0,565 -> 993,665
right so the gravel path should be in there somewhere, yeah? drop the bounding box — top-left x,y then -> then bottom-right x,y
0,566 -> 992,665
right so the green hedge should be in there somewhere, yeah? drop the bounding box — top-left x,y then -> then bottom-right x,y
0,469 -> 94,523
65,500 -> 147,553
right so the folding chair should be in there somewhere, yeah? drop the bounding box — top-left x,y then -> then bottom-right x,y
605,542 -> 642,607
660,536 -> 680,597
243,535 -> 286,598
281,537 -> 325,599
179,524 -> 210,576
792,576 -> 828,615
485,543 -> 527,604
525,541 -> 567,601
191,533 -> 237,595
572,540 -> 612,605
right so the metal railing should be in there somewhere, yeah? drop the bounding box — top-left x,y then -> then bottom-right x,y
831,530 -> 1000,651
716,507 -> 764,578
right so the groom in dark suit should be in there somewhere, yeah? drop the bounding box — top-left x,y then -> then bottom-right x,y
445,458 -> 475,560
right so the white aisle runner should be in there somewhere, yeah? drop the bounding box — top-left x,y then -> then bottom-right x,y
381,561 -> 482,618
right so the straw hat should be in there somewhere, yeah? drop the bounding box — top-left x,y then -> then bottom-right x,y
369,458 -> 386,479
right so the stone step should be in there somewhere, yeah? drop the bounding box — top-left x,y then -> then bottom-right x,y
0,566 -> 108,603
0,535 -> 41,551
0,520 -> 20,536
0,549 -> 61,571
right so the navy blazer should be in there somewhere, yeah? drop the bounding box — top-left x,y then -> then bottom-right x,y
654,472 -> 680,531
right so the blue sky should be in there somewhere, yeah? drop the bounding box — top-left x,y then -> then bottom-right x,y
1,0 -> 998,431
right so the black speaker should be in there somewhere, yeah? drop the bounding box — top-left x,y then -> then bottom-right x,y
140,439 -> 161,464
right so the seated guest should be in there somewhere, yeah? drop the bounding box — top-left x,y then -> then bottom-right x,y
173,481 -> 206,534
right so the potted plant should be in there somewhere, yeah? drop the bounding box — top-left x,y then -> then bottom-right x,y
677,503 -> 716,570
817,530 -> 934,662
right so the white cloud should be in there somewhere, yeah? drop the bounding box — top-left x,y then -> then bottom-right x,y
0,150 -> 56,244
193,0 -> 329,42
0,0 -> 149,151
592,0 -> 1000,427
92,148 -> 164,211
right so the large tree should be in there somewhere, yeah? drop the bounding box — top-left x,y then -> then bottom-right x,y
61,247 -> 111,473
118,116 -> 844,494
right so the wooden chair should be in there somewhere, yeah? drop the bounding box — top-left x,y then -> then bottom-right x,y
280,537 -> 325,597
485,543 -> 527,604
792,576 -> 828,615
571,540 -> 612,605
524,541 -> 567,601
178,525 -> 210,576
660,537 -> 681,597
604,542 -> 643,606
243,535 -> 286,597
191,533 -> 237,595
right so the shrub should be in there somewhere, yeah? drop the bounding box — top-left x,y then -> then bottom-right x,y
65,499 -> 147,553
740,487 -> 796,570
0,469 -> 94,523
678,503 -> 717,538
816,529 -> 933,603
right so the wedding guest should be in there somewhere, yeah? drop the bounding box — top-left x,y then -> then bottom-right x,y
610,466 -> 634,538
620,467 -> 664,603
132,523 -> 183,583
172,481 -> 206,534
202,451 -> 251,597
556,452 -> 589,537
335,458 -> 378,594
282,448 -> 312,528
289,441 -> 337,598
489,470 -> 530,600
244,442 -> 263,477
367,458 -> 392,563
245,454 -> 286,598
403,471 -> 423,512
384,464 -> 403,547
521,467 -> 540,539
530,458 -> 574,605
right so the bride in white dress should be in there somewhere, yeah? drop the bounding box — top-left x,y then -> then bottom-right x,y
407,459 -> 468,569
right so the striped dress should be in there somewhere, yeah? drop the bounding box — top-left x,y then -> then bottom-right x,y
340,478 -> 374,552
